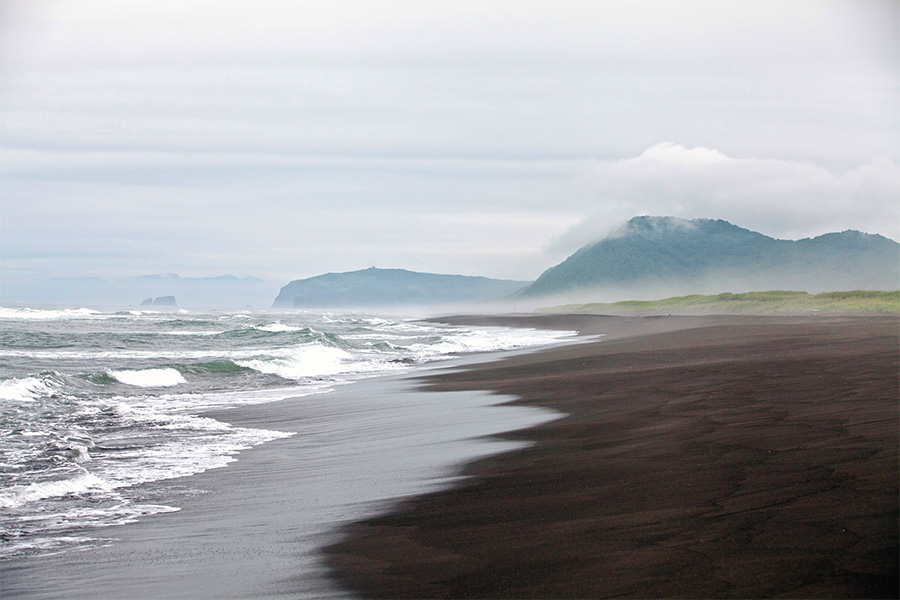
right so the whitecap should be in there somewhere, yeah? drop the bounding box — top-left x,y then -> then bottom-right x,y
255,322 -> 303,333
108,368 -> 186,387
0,376 -> 59,402
0,307 -> 100,320
407,326 -> 578,360
0,471 -> 113,509
161,330 -> 223,336
235,345 -> 353,379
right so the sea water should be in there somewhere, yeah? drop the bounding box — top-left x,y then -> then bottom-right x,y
0,306 -> 573,560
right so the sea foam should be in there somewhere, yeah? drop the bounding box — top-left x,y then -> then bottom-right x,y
108,368 -> 186,387
254,322 -> 304,333
0,376 -> 60,402
0,307 -> 100,320
0,471 -> 113,509
235,345 -> 353,379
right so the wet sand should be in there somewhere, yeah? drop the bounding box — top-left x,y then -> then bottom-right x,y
325,314 -> 899,598
0,375 -> 561,599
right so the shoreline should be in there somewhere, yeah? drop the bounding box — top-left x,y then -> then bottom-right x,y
3,313 -> 897,599
1,350 -> 569,599
325,313 -> 900,598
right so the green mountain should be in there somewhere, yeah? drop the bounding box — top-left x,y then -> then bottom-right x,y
520,217 -> 900,298
273,267 -> 530,308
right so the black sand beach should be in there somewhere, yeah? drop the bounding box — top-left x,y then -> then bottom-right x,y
326,314 -> 899,598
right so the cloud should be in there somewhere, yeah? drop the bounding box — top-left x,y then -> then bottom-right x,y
1,2 -> 897,287
550,143 -> 900,254
3,1 -> 896,164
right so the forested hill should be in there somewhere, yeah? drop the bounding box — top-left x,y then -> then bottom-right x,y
520,217 -> 899,298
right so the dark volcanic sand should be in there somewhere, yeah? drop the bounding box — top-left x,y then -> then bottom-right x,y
325,314 -> 899,598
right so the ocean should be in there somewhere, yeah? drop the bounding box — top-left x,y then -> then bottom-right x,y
0,306 -> 573,564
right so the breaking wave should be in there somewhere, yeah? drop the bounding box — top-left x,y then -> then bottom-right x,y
107,368 -> 187,387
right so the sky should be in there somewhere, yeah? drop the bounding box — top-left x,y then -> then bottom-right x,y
1,0 -> 898,287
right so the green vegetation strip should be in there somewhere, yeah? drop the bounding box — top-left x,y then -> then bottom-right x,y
544,290 -> 900,315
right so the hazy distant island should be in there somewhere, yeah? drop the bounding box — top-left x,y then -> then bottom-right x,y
140,296 -> 178,307
1,273 -> 276,309
272,267 -> 529,308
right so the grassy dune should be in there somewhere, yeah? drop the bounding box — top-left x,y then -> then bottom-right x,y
544,290 -> 900,315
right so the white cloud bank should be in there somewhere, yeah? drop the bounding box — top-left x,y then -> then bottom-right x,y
1,2 -> 897,286
552,143 -> 900,254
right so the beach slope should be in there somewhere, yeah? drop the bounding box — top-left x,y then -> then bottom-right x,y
326,314 -> 899,598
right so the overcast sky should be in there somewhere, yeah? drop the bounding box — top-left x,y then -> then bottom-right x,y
1,0 -> 898,287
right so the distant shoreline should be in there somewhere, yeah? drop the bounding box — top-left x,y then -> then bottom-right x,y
542,289 -> 900,315
326,313 -> 900,598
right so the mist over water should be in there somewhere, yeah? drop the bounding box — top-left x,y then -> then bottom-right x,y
0,306 -> 574,559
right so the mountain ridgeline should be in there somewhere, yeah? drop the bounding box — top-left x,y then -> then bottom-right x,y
273,268 -> 530,308
10,217 -> 892,309
274,219 -> 899,308
520,217 -> 900,299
